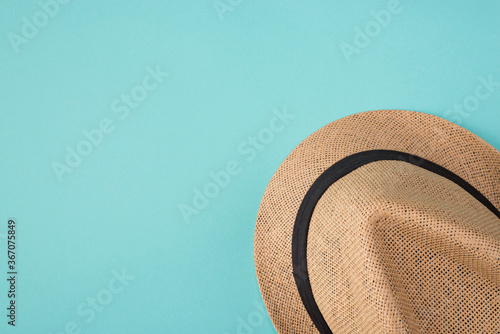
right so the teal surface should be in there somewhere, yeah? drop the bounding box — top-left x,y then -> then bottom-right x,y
1,0 -> 499,333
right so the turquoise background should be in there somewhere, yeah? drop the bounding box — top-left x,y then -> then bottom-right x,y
1,0 -> 499,333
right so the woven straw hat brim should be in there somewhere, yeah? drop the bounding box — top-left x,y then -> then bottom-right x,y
254,110 -> 500,333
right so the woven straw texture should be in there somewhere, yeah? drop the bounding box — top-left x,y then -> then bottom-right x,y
254,110 -> 500,333
309,160 -> 500,333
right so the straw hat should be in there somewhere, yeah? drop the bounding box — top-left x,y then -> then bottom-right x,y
254,110 -> 500,333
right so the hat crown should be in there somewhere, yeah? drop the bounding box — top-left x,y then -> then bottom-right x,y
306,160 -> 500,332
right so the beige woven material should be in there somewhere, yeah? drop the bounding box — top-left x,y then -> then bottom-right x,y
254,110 -> 500,333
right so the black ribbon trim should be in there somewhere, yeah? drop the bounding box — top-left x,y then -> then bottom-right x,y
291,149 -> 500,334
